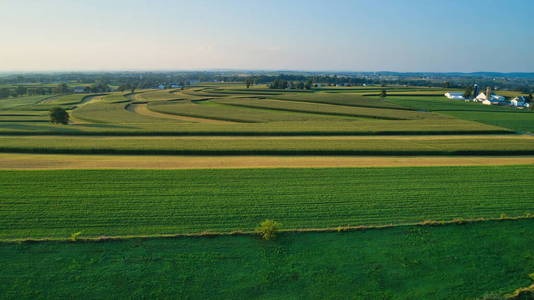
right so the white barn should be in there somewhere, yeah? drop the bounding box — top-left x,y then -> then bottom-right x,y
444,92 -> 465,100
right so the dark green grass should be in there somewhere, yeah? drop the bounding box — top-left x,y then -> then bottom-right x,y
441,111 -> 534,133
1,219 -> 534,299
1,166 -> 534,239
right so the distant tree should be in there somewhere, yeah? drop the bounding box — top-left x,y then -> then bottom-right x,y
15,86 -> 27,97
117,83 -> 129,92
49,107 -> 69,125
463,86 -> 473,99
443,81 -> 450,89
380,90 -> 387,98
55,83 -> 70,94
245,78 -> 254,88
305,80 -> 313,90
255,219 -> 281,240
0,88 -> 10,99
88,82 -> 111,93
297,81 -> 305,89
269,79 -> 289,89
35,87 -> 45,95
528,93 -> 533,102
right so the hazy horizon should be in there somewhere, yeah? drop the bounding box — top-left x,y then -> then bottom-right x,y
1,0 -> 533,72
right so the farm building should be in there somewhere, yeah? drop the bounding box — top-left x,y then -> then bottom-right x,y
444,92 -> 465,100
511,96 -> 530,108
474,92 -> 505,104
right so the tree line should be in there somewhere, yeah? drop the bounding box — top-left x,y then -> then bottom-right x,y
268,79 -> 313,90
0,82 -> 115,99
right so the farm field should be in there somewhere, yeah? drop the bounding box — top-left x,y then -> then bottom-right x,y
1,219 -> 534,299
147,100 -> 349,122
2,153 -> 534,169
0,135 -> 533,155
383,95 -> 534,132
1,84 -> 529,136
1,83 -> 534,299
0,118 -> 508,135
213,97 -> 432,120
1,166 -> 534,240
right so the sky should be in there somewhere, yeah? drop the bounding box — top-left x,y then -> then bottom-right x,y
1,0 -> 533,72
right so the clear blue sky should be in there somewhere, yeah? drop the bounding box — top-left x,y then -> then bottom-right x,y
1,0 -> 533,72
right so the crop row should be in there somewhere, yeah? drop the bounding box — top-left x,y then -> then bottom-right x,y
215,97 -> 436,120
147,101 -> 346,122
0,136 -> 532,155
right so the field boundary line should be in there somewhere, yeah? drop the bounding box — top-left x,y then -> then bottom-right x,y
2,214 -> 533,244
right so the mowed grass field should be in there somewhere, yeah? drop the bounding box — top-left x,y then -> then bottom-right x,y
1,219 -> 534,299
1,166 -> 534,239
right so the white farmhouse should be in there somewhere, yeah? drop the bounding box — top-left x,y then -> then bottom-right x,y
444,92 -> 465,100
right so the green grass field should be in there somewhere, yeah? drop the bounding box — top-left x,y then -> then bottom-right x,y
1,219 -> 534,299
1,166 -> 534,240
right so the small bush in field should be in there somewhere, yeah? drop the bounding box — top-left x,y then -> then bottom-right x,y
70,231 -> 82,241
256,219 -> 281,240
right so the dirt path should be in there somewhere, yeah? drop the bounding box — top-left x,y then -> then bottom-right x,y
126,103 -> 236,124
1,153 -> 533,170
